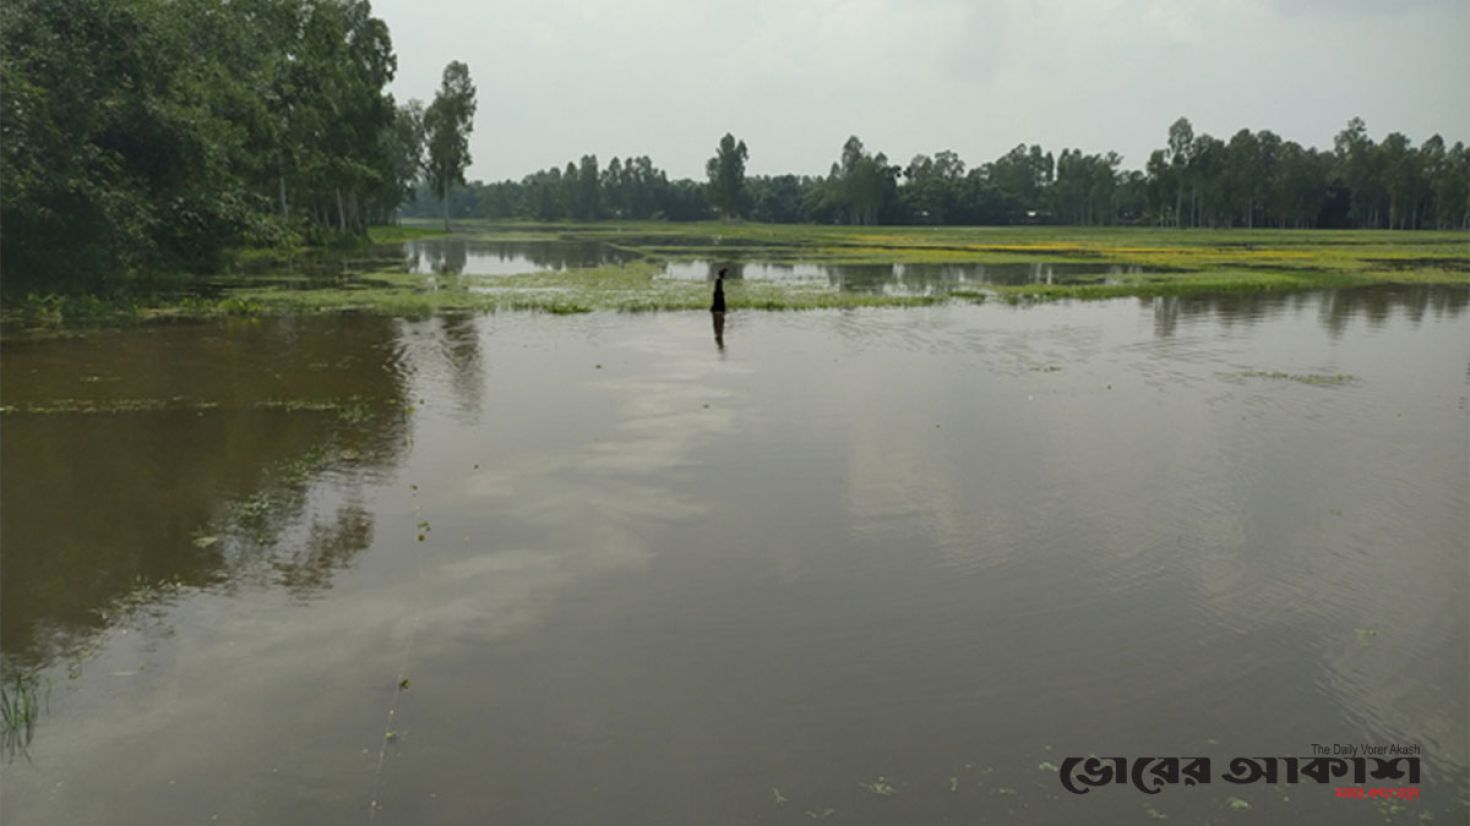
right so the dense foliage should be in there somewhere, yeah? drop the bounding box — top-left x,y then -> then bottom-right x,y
415,118 -> 1468,231
0,0 -> 438,289
705,133 -> 748,220
422,61 -> 476,230
2,0 -> 1462,294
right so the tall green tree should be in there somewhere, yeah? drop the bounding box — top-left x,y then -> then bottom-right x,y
577,154 -> 601,219
830,137 -> 899,225
0,0 -> 416,287
902,151 -> 965,224
389,100 -> 426,210
424,61 -> 477,230
1167,117 -> 1194,227
1335,117 -> 1382,228
1225,129 -> 1261,227
706,133 -> 749,219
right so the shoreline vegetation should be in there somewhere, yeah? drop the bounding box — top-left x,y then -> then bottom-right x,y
2,221 -> 1466,332
6,0 -> 1466,328
5,1 -> 1466,325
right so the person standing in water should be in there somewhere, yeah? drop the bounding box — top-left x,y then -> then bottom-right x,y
711,267 -> 727,313
711,267 -> 727,351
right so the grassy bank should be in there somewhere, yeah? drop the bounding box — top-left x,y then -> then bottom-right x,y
3,222 -> 1465,329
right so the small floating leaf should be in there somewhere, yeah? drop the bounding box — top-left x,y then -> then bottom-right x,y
859,777 -> 896,797
1227,797 -> 1250,811
772,788 -> 786,804
1038,761 -> 1059,772
192,535 -> 220,549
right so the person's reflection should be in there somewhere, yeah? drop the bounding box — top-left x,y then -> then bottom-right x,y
712,310 -> 725,352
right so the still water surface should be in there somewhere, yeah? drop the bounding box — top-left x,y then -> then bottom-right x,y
659,259 -> 1169,292
397,238 -> 1166,293
2,287 -> 1467,824
400,238 -> 640,275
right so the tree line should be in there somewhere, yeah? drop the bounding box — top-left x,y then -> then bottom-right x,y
419,120 -> 1468,231
1,0 -> 476,289
2,2 -> 1463,292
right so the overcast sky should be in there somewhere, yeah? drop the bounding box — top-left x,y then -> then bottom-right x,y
374,0 -> 1470,182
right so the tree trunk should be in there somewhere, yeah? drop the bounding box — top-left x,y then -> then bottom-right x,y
348,190 -> 362,236
336,188 -> 347,232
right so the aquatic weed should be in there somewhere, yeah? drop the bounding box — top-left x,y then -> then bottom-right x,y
2,671 -> 49,757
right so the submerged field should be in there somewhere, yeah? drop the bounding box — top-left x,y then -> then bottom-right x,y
4,222 -> 1467,328
3,291 -> 1467,825
3,220 -> 1467,825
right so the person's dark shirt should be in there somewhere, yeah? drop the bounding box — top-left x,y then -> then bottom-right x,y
711,277 -> 726,312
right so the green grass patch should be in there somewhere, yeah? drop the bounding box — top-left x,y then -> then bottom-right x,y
989,266 -> 1468,302
221,261 -> 952,315
366,224 -> 450,244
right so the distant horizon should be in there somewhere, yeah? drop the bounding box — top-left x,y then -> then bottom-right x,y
374,0 -> 1470,182
445,117 -> 1467,186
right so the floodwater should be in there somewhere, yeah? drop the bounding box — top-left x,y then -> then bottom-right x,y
393,239 -> 1164,294
399,239 -> 639,275
2,286 -> 1467,825
661,259 -> 1172,293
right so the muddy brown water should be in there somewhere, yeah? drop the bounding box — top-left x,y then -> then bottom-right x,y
1,287 -> 1467,825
